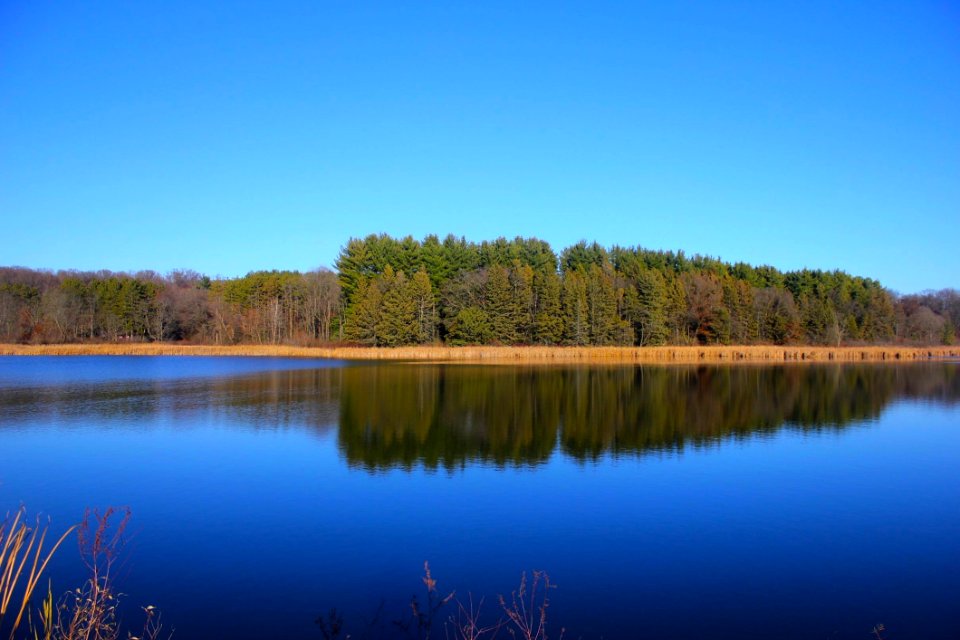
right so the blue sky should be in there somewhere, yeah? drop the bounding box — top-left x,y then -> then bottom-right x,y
1,1 -> 957,293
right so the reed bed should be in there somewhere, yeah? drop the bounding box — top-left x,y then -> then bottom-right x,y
1,343 -> 958,363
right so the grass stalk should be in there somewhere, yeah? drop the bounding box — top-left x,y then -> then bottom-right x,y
0,509 -> 76,640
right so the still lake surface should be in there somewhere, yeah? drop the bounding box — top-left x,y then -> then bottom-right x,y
1,356 -> 958,639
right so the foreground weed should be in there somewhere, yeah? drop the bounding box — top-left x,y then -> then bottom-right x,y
446,594 -> 502,640
45,507 -> 131,640
497,572 -> 561,640
394,562 -> 455,640
2,506 -> 169,640
0,508 -> 77,640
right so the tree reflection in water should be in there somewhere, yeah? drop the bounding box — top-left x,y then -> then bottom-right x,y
337,363 -> 960,470
2,361 -> 956,471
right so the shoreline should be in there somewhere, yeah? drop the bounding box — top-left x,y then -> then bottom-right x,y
1,343 -> 958,363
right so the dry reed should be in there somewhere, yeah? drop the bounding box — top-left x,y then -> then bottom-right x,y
2,507 -> 165,640
0,508 -> 76,640
1,343 -> 958,364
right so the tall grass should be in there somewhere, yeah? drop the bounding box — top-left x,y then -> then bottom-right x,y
0,508 -> 76,640
1,508 -> 166,640
2,343 -> 958,363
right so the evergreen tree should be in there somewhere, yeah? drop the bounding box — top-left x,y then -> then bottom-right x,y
486,265 -> 520,344
943,314 -> 956,345
345,277 -> 382,345
409,269 -> 436,343
420,235 -> 449,291
561,241 -> 608,272
631,269 -> 669,346
586,264 -> 619,345
442,234 -> 481,275
562,269 -> 589,345
664,274 -> 688,343
511,264 -> 535,343
336,237 -> 373,305
722,278 -> 755,344
799,293 -> 833,345
449,307 -> 492,345
860,288 -> 896,342
533,270 -> 563,344
376,268 -> 420,346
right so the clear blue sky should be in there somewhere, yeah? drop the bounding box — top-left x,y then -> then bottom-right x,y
1,1 -> 957,293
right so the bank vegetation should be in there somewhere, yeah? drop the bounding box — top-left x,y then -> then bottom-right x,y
2,343 -> 958,363
1,234 -> 957,349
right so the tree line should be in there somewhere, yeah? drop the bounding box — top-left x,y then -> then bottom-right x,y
335,234 -> 957,347
1,233 -> 956,346
0,267 -> 341,345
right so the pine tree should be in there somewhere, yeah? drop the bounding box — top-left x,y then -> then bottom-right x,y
420,235 -> 449,291
799,293 -> 833,345
722,278 -> 755,344
376,268 -> 419,346
345,277 -> 382,345
486,265 -> 519,344
409,269 -> 436,343
335,237 -> 372,305
511,264 -> 535,343
586,264 -> 618,345
449,307 -> 492,345
561,269 -> 589,345
533,270 -> 563,344
664,274 -> 688,343
632,269 -> 668,346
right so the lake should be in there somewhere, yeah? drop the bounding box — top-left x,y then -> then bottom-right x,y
1,356 -> 958,639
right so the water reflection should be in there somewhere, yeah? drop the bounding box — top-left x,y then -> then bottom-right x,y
339,363 -> 960,470
2,362 -> 957,469
0,367 -> 342,432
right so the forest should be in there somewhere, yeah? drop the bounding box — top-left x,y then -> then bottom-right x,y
0,234 -> 956,346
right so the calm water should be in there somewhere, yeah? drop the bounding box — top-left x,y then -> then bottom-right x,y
1,356 -> 959,639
